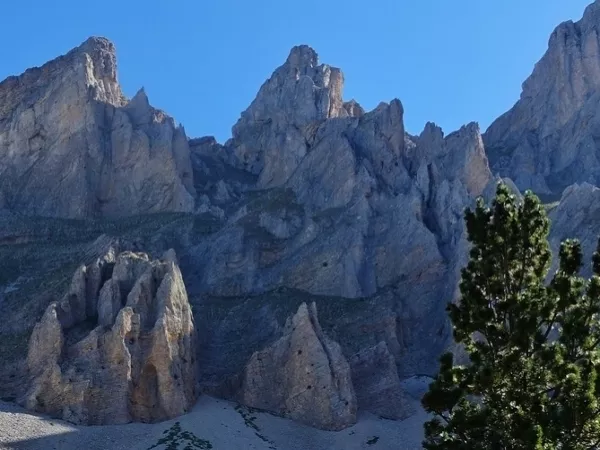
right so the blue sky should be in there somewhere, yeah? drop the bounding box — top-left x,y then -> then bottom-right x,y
0,0 -> 592,142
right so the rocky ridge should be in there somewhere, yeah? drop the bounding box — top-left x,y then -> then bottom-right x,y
0,34 -> 496,429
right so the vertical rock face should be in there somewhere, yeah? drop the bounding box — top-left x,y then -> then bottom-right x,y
239,302 -> 357,431
22,249 -> 198,425
0,37 -> 195,218
189,45 -> 492,302
485,0 -> 600,195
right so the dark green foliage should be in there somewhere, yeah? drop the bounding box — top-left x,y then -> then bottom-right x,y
366,435 -> 380,445
422,182 -> 600,449
147,422 -> 212,450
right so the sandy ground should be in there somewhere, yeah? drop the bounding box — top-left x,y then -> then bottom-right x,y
0,393 -> 428,450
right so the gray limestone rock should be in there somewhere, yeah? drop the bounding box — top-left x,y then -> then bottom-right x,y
349,341 -> 414,420
238,302 -> 357,431
485,0 -> 600,196
22,250 -> 198,425
182,47 -> 494,399
0,37 -> 195,218
227,45 -> 362,188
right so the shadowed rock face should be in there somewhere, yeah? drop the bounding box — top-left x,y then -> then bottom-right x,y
238,302 -> 357,431
22,249 -> 198,425
0,37 -> 195,218
485,1 -> 600,196
349,341 -> 414,420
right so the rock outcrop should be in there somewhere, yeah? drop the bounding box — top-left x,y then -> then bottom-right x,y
349,341 -> 414,420
0,37 -> 195,218
22,249 -> 198,425
225,45 -> 363,188
485,0 -> 600,196
238,302 -> 356,430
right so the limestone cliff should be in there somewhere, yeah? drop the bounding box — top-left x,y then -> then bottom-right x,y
173,45 -> 496,393
485,0 -> 600,196
0,37 -> 195,218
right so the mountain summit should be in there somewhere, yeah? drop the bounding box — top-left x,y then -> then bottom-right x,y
485,0 -> 600,197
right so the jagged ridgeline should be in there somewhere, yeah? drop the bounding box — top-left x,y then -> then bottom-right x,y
3,0 -> 600,436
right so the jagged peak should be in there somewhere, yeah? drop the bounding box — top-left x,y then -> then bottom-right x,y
548,0 -> 600,44
369,98 -> 404,115
75,36 -> 116,56
444,122 -> 483,147
420,121 -> 444,137
130,87 -> 150,106
285,45 -> 319,72
343,99 -> 365,117
456,121 -> 481,135
0,36 -> 117,87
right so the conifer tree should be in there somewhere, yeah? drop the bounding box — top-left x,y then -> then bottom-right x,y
422,182 -> 600,449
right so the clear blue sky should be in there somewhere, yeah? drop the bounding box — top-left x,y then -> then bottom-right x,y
0,0 -> 592,142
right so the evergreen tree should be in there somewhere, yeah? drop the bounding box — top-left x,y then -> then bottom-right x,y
422,182 -> 600,449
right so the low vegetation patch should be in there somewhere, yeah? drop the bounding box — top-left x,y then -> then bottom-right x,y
148,422 -> 212,450
366,435 -> 380,446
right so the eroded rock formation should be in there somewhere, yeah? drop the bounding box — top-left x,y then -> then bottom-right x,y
238,302 -> 356,430
22,249 -> 198,425
0,37 -> 195,218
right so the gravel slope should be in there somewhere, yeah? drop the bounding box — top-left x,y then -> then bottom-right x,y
0,394 -> 428,450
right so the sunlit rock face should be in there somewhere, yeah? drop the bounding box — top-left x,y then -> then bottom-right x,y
485,1 -> 600,197
22,249 -> 198,425
0,37 -> 195,218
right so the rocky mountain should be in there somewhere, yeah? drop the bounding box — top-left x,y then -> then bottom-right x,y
3,1 -> 600,443
0,37 -> 194,218
182,46 -> 496,404
485,1 -> 600,198
0,36 -> 498,431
